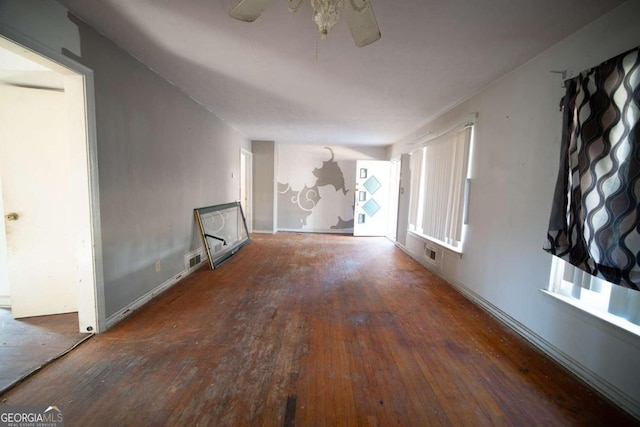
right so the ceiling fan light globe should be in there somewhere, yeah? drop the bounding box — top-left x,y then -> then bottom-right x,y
311,0 -> 344,39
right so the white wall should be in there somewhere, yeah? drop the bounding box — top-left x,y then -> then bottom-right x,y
391,0 -> 640,417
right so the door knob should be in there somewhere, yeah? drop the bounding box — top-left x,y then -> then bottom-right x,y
5,213 -> 19,221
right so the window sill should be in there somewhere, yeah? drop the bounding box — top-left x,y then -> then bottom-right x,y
407,230 -> 463,258
540,289 -> 640,340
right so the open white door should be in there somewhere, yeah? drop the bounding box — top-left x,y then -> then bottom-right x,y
0,85 -> 78,318
353,160 -> 390,236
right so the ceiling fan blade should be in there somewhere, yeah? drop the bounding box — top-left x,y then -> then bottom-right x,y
343,0 -> 381,47
229,0 -> 274,22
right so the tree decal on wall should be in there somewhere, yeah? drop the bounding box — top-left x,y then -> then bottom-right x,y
278,147 -> 353,231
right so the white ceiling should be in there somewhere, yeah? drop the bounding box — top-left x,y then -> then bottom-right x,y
56,0 -> 624,146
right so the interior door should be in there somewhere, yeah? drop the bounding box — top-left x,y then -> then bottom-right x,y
353,160 -> 390,236
0,85 -> 78,318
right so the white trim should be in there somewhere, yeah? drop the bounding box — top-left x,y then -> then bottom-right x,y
0,27 -> 105,333
545,258 -> 640,339
252,229 -> 277,234
105,263 -> 204,330
408,229 -> 463,257
0,295 -> 10,307
278,228 -> 352,234
409,113 -> 478,149
240,148 -> 253,233
540,290 -> 640,349
394,241 -> 640,421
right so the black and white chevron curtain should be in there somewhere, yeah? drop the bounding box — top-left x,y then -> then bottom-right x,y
544,46 -> 640,291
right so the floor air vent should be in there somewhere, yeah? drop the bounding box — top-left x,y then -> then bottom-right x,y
189,254 -> 201,268
185,249 -> 204,271
424,243 -> 438,266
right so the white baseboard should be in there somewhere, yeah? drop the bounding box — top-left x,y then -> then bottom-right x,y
0,295 -> 10,307
105,261 -> 205,330
277,228 -> 351,234
252,229 -> 276,234
395,242 -> 640,421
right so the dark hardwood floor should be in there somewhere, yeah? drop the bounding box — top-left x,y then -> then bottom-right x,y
0,233 -> 637,426
0,309 -> 91,393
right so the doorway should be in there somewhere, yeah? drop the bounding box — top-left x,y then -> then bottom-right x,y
353,160 -> 390,237
0,35 -> 100,333
240,148 -> 253,233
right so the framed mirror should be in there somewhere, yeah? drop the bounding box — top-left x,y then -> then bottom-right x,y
194,201 -> 250,269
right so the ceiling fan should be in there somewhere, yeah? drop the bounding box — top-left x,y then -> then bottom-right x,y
228,0 -> 381,47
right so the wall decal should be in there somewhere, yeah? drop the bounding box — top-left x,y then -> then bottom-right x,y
330,216 -> 354,230
277,144 -> 387,232
277,183 -> 321,228
312,148 -> 349,195
278,146 -> 352,231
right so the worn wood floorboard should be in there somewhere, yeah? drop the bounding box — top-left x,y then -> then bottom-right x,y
0,309 -> 90,393
0,233 -> 637,426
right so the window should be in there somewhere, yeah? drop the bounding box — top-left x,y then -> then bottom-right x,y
548,257 -> 640,336
543,46 -> 640,335
544,46 -> 640,289
408,123 -> 473,251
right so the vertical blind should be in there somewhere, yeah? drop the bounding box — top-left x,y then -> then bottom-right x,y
409,125 -> 472,248
408,147 -> 423,231
552,258 -> 640,327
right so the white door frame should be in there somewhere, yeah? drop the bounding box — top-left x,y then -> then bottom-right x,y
0,29 -> 105,333
240,148 -> 253,233
387,155 -> 402,241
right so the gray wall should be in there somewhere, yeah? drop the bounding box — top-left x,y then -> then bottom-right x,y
0,0 -> 250,319
252,140 -> 277,233
395,153 -> 411,246
390,0 -> 640,416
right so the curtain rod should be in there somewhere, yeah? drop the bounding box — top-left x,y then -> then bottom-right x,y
551,70 -> 569,88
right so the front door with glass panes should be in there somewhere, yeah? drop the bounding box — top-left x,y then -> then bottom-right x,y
353,160 -> 390,236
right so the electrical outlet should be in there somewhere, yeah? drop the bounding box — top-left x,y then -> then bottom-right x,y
155,260 -> 161,272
